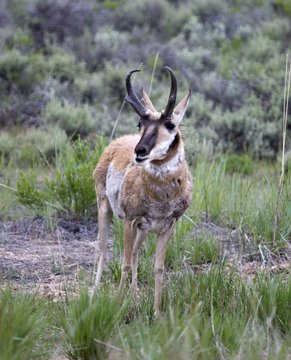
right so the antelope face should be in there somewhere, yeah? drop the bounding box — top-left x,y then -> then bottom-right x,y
124,67 -> 190,165
134,115 -> 178,164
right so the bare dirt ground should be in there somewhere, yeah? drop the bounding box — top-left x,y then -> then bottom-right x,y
0,216 -> 290,298
0,217 -> 99,297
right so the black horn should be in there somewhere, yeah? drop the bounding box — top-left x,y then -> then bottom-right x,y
163,66 -> 177,118
125,70 -> 148,118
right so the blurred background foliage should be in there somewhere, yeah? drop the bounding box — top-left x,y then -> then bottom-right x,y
0,0 -> 291,165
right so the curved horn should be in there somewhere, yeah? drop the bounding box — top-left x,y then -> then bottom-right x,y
125,70 -> 148,118
163,66 -> 177,118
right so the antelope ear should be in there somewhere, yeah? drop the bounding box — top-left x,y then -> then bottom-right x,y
172,90 -> 191,125
141,88 -> 157,113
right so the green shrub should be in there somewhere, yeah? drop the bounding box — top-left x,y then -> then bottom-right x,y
0,50 -> 44,94
47,138 -> 105,218
274,0 -> 291,17
42,98 -> 95,138
93,26 -> 132,70
45,48 -> 86,82
114,0 -> 189,40
16,173 -> 48,210
0,28 -> 32,56
28,0 -> 96,46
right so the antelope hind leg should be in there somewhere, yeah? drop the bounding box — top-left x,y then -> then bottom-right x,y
118,220 -> 135,293
154,221 -> 175,317
131,227 -> 147,297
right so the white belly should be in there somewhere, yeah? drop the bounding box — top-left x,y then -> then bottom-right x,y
105,164 -> 125,219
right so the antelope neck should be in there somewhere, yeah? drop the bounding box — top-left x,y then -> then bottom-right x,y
144,132 -> 184,178
151,132 -> 181,166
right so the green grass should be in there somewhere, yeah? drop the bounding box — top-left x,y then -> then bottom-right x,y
63,288 -> 127,360
15,136 -> 107,219
116,267 -> 291,360
191,155 -> 291,247
0,287 -> 49,360
1,266 -> 291,359
1,146 -> 291,358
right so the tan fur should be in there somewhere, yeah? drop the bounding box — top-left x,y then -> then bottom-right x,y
93,79 -> 192,317
92,134 -> 139,199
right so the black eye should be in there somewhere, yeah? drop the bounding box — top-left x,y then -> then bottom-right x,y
137,121 -> 141,130
164,122 -> 175,131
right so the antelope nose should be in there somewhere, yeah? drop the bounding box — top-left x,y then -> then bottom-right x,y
135,145 -> 148,157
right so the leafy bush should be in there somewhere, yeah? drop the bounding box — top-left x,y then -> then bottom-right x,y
47,138 -> 104,217
42,98 -> 95,138
0,50 -> 44,94
0,28 -> 33,52
28,0 -> 96,47
16,173 -> 48,210
45,48 -> 86,83
114,0 -> 189,40
1,0 -> 291,159
92,26 -> 134,71
274,0 -> 291,17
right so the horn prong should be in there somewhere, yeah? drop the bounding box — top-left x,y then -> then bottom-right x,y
162,66 -> 177,118
125,70 -> 148,118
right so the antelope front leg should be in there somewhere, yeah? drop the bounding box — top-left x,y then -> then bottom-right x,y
118,220 -> 134,293
154,222 -> 175,317
95,197 -> 113,287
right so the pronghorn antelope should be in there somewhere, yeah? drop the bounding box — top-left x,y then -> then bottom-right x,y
93,67 -> 192,316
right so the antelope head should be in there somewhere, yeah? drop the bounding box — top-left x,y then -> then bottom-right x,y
125,67 -> 190,165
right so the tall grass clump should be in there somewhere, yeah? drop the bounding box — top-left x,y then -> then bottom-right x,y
16,126 -> 68,167
16,137 -> 107,219
0,287 -> 47,360
191,154 -> 290,246
164,218 -> 220,272
63,288 -> 126,360
0,131 -> 14,166
255,274 -> 291,335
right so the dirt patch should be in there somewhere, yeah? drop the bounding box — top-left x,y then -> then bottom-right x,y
0,217 -> 99,297
0,217 -> 290,297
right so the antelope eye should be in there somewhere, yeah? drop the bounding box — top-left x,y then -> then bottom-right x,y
137,121 -> 141,130
164,122 -> 175,131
